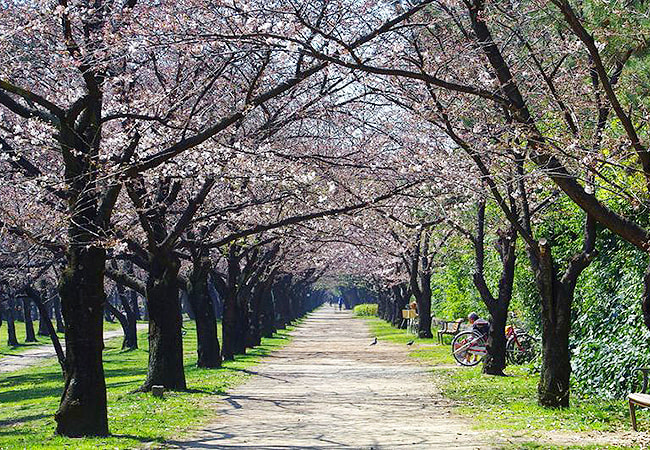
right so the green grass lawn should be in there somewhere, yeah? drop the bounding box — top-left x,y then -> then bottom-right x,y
0,320 -> 123,359
364,316 -> 648,448
0,321 -> 295,449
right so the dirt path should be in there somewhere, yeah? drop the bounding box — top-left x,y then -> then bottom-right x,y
176,308 -> 496,449
0,324 -> 147,374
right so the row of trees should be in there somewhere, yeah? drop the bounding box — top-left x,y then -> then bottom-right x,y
0,0 -> 438,437
0,282 -> 64,346
298,0 -> 650,409
1,0 -> 649,439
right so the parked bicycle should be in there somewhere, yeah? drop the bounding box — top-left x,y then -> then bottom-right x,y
451,324 -> 538,366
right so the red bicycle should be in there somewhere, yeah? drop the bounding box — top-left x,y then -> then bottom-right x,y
451,324 -> 537,366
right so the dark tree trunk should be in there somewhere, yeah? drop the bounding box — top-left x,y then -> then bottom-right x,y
416,280 -> 433,339
106,273 -> 137,350
125,262 -> 142,321
208,279 -> 222,320
483,305 -> 508,375
4,298 -> 18,346
408,230 -> 443,339
22,297 -> 37,342
465,198 -> 517,376
105,301 -> 137,351
273,282 -> 291,329
141,251 -> 186,391
234,290 -> 249,355
533,237 -> 581,407
222,287 -> 238,361
247,283 -> 263,348
391,283 -> 409,328
221,245 -> 246,361
131,292 -> 142,321
55,244 -> 109,437
260,288 -> 276,338
180,289 -> 195,320
187,258 -> 221,368
533,216 -> 596,408
120,290 -> 138,351
103,301 -> 114,323
37,297 -> 51,337
377,289 -> 387,320
26,285 -> 66,373
248,270 -> 276,348
535,257 -> 572,408
53,293 -> 65,333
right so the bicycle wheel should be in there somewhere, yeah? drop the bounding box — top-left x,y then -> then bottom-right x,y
506,332 -> 538,365
452,330 -> 486,366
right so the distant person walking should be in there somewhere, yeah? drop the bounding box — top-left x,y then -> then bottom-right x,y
338,297 -> 344,311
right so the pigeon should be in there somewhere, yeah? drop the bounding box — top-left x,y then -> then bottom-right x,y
406,340 -> 415,346
369,337 -> 378,346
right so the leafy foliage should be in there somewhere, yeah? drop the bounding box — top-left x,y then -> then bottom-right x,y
353,303 -> 378,317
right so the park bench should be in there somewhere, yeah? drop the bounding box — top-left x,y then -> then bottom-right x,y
436,318 -> 464,344
629,367 -> 650,431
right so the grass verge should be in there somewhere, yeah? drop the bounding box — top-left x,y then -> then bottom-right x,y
363,316 -> 648,448
0,321 -> 295,449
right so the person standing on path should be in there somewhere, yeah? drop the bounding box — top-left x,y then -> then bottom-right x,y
337,297 -> 344,311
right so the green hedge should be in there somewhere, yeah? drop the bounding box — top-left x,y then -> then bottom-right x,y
353,303 -> 378,317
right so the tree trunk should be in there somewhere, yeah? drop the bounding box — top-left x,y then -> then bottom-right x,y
416,278 -> 433,338
26,285 -> 66,373
103,301 -> 114,323
125,261 -> 142,321
392,283 -> 409,328
534,242 -> 571,408
274,285 -> 290,329
53,293 -> 65,333
141,251 -> 186,391
180,289 -> 195,320
470,200 -> 517,376
105,280 -> 137,351
222,284 -> 238,361
4,298 -> 18,346
55,244 -> 109,436
109,261 -> 138,351
483,305 -> 508,375
233,289 -> 249,355
105,301 -> 136,351
247,284 -> 262,348
37,297 -> 51,336
221,246 -> 244,361
187,258 -> 221,368
534,215 -> 595,407
119,288 -> 138,351
22,297 -> 37,342
538,292 -> 571,408
260,288 -> 276,338
208,279 -> 222,319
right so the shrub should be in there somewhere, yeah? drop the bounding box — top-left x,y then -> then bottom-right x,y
353,303 -> 378,317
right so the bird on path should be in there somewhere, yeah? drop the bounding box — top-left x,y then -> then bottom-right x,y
369,337 -> 378,346
406,340 -> 415,346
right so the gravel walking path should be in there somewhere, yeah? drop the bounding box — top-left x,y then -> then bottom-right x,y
0,324 -> 147,374
177,308 -> 494,449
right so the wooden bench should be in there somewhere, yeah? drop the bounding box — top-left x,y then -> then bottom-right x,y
437,318 -> 464,344
629,367 -> 650,431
